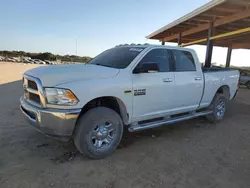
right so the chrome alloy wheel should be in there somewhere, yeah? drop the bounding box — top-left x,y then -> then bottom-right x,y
91,122 -> 115,149
216,100 -> 226,118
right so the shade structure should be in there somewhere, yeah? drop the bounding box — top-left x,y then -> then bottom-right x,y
147,0 -> 250,49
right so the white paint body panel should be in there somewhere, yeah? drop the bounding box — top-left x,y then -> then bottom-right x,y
132,72 -> 175,121
174,71 -> 203,111
200,70 -> 239,108
24,45 -> 240,124
25,64 -> 120,87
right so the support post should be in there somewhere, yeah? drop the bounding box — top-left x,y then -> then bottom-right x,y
204,22 -> 214,68
225,47 -> 232,67
161,41 -> 165,45
178,32 -> 182,46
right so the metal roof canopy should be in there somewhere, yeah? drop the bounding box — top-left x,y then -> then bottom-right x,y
147,0 -> 250,49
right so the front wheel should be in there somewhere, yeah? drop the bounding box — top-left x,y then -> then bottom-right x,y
206,93 -> 227,123
74,107 -> 123,159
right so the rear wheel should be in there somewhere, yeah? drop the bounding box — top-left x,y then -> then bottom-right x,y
206,93 -> 227,123
74,107 -> 123,159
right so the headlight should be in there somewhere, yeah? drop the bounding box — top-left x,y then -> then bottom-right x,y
45,88 -> 79,105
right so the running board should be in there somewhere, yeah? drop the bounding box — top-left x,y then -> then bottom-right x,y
128,110 -> 213,132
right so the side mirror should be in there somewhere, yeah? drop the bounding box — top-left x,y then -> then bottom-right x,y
133,62 -> 159,74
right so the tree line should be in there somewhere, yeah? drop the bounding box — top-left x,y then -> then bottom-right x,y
0,51 -> 93,63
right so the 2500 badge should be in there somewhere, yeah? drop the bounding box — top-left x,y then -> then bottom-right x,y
134,89 -> 146,96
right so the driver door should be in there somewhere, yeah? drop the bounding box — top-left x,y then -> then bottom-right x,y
132,48 -> 176,122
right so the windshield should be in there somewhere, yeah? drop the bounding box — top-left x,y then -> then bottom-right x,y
88,47 -> 145,69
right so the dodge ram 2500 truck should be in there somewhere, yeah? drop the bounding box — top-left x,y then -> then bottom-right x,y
20,44 -> 239,159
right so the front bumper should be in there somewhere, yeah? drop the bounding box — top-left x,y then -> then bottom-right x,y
20,96 -> 81,141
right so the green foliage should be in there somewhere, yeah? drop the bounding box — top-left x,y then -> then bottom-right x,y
0,51 -> 92,63
230,65 -> 250,74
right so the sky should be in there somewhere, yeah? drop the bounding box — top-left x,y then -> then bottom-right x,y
0,0 -> 249,67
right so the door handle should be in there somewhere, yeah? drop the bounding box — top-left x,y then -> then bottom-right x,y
195,77 -> 202,81
163,78 -> 172,83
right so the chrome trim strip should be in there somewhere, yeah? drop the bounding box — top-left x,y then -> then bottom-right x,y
26,88 -> 39,95
21,97 -> 81,118
128,110 -> 213,132
23,77 -> 28,88
23,74 -> 46,108
26,99 -> 41,107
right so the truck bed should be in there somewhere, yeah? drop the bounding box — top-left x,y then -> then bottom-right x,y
199,68 -> 239,109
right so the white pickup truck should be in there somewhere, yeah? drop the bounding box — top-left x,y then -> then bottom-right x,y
20,44 -> 239,159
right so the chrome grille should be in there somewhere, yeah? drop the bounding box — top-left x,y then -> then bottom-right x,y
23,75 -> 46,107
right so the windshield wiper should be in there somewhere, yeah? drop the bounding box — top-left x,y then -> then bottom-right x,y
95,63 -> 113,68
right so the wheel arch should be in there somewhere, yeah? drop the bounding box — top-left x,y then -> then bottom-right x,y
77,96 -> 129,125
216,85 -> 230,99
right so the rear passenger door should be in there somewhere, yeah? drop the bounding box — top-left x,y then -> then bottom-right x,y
171,49 -> 203,112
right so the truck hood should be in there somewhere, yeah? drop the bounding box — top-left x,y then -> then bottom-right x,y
25,64 -> 120,86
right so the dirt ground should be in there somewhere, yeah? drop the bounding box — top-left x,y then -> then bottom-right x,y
0,62 -> 249,188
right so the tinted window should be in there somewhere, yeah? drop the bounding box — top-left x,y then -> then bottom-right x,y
240,71 -> 247,76
88,47 -> 145,69
136,49 -> 171,72
172,50 -> 196,71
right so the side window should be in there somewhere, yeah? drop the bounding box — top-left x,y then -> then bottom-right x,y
172,50 -> 196,71
136,49 -> 171,72
241,71 -> 247,76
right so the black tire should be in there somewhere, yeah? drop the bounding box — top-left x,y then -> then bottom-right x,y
74,107 -> 123,159
206,93 -> 227,123
246,81 -> 250,89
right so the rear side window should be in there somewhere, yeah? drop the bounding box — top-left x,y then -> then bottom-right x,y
172,50 -> 196,71
240,71 -> 247,76
137,49 -> 171,72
